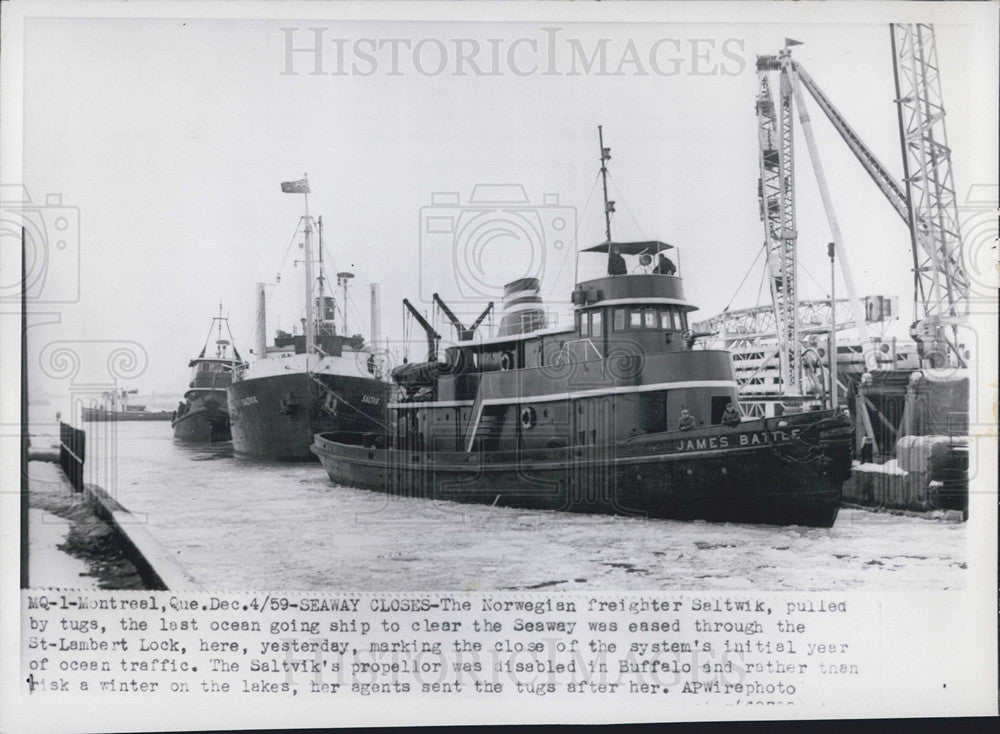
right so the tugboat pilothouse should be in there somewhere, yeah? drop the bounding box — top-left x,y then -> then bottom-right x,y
312,131 -> 853,525
228,177 -> 389,460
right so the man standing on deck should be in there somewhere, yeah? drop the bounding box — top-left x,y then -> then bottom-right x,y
608,245 -> 627,276
721,402 -> 742,427
654,253 -> 676,275
678,409 -> 696,431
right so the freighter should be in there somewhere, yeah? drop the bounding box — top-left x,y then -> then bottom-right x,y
172,306 -> 244,442
311,130 -> 853,527
227,177 -> 389,461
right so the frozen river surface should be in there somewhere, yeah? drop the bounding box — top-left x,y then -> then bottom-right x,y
77,423 -> 967,591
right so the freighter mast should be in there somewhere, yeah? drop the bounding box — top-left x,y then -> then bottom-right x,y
317,215 -> 326,333
295,176 -> 316,355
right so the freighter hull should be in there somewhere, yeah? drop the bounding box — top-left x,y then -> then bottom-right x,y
228,371 -> 387,461
172,390 -> 231,442
312,411 -> 852,527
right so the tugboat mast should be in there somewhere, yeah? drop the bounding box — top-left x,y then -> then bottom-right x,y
598,125 -> 614,244
215,301 -> 224,357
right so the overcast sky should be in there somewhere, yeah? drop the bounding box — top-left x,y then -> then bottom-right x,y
17,11 -> 998,397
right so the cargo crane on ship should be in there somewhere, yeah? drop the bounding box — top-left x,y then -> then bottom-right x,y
432,294 -> 495,344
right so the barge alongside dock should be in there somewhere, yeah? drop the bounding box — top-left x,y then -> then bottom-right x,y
82,389 -> 172,421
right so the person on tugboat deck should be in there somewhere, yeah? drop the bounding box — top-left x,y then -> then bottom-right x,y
654,252 -> 676,275
607,245 -> 627,276
678,409 -> 696,431
721,402 -> 741,427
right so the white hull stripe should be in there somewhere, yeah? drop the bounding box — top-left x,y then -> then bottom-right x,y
474,326 -> 574,346
480,379 -> 736,405
388,399 -> 475,409
392,380 -> 736,411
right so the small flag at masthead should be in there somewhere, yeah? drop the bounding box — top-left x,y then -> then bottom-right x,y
281,178 -> 310,194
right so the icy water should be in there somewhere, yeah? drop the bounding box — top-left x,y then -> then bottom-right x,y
32,418 -> 967,591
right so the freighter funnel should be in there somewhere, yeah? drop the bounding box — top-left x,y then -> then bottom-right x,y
497,277 -> 547,336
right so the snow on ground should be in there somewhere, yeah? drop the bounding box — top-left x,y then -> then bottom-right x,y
27,508 -> 99,589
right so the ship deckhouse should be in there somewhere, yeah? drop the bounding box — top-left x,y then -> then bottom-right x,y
391,239 -> 739,455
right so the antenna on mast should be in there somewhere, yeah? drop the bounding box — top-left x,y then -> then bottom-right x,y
317,215 -> 325,310
598,125 -> 615,244
216,301 -> 224,357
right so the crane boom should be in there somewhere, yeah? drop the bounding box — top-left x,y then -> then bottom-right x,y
785,58 -> 873,359
890,23 -> 969,365
432,293 -> 494,342
755,54 -> 801,394
793,64 -> 910,224
402,299 -> 441,362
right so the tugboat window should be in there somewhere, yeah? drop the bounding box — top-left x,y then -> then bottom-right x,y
629,310 -> 642,329
578,314 -> 588,337
614,308 -> 626,331
659,310 -> 671,330
591,312 -> 603,338
643,308 -> 657,329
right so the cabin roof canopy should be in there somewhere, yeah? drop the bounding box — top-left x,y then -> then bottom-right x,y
581,240 -> 674,255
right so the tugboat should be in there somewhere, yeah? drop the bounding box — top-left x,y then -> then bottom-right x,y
227,176 -> 389,460
172,305 -> 244,442
311,130 -> 853,526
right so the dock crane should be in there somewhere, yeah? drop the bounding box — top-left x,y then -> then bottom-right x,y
729,26 -> 968,401
753,42 -> 881,402
890,23 -> 970,366
772,26 -> 969,366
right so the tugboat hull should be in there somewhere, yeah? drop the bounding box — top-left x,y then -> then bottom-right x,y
229,371 -> 388,461
312,410 -> 853,527
172,391 -> 231,442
